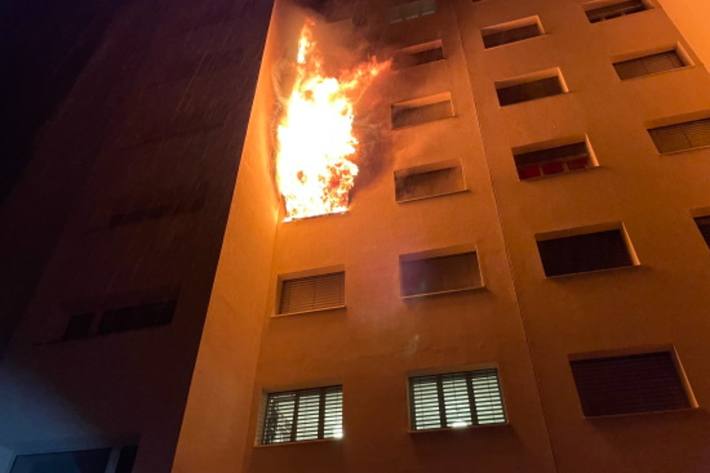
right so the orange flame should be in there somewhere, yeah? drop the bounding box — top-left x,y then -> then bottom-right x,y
276,20 -> 388,221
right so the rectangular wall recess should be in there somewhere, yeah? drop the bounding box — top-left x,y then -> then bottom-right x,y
571,351 -> 692,416
388,0 -> 437,23
400,250 -> 482,297
98,300 -> 176,335
515,140 -> 595,180
395,161 -> 465,202
537,227 -> 635,277
648,118 -> 710,153
694,215 -> 710,248
410,369 -> 506,430
391,93 -> 454,128
278,271 -> 345,315
585,0 -> 648,23
261,386 -> 343,444
482,17 -> 543,49
496,71 -> 566,106
393,40 -> 445,69
614,49 -> 687,80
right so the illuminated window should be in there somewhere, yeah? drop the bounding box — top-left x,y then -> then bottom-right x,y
496,70 -> 566,106
393,40 -> 444,69
571,351 -> 692,416
388,0 -> 437,23
395,161 -> 465,202
262,386 -> 343,444
694,215 -> 710,248
482,17 -> 543,49
614,49 -> 687,80
514,141 -> 595,180
278,271 -> 345,315
400,250 -> 482,297
585,0 -> 648,23
648,118 -> 710,154
391,93 -> 454,128
410,369 -> 506,430
537,227 -> 635,277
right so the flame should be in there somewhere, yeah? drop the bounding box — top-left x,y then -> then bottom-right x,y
276,20 -> 388,221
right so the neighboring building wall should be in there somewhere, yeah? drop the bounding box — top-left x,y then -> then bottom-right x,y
658,0 -> 710,72
0,0 -> 273,472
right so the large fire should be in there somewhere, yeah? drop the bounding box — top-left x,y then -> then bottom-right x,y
276,20 -> 388,221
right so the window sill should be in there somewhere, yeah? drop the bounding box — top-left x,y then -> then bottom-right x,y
255,438 -> 342,449
396,188 -> 469,204
272,305 -> 346,318
583,406 -> 699,420
658,143 -> 710,157
408,422 -> 509,435
401,285 -> 486,300
544,263 -> 641,280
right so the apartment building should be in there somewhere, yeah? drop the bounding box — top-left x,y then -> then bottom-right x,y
2,0 -> 710,472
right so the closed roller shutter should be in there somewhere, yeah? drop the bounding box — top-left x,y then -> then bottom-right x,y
279,272 -> 345,314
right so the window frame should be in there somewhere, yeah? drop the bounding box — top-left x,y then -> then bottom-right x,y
408,367 -> 508,432
259,385 -> 344,446
274,267 -> 346,317
495,68 -> 569,107
612,45 -> 691,81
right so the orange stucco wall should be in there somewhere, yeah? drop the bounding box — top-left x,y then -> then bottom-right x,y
658,0 -> 710,72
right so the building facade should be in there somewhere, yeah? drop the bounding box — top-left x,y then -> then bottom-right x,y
2,0 -> 710,472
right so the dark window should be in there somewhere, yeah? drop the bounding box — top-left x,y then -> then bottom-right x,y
482,21 -> 542,48
586,0 -> 647,23
392,96 -> 454,128
648,118 -> 710,153
389,0 -> 437,23
98,300 -> 176,335
400,251 -> 482,297
614,50 -> 685,80
571,351 -> 691,416
262,386 -> 343,445
395,163 -> 465,201
63,312 -> 95,341
515,142 -> 593,180
279,272 -> 345,314
115,445 -> 138,473
496,75 -> 564,106
10,448 -> 111,473
695,216 -> 710,248
109,186 -> 206,228
394,42 -> 445,69
410,369 -> 506,430
537,229 -> 633,277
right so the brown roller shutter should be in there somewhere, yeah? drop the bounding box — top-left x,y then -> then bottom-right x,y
401,251 -> 481,296
614,50 -> 684,80
586,0 -> 646,23
279,272 -> 345,314
571,351 -> 691,416
649,118 -> 710,153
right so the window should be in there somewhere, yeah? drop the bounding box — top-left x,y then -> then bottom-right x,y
648,118 -> 710,153
63,312 -> 95,340
10,445 -> 137,473
388,0 -> 437,23
278,271 -> 345,315
571,351 -> 692,416
410,369 -> 506,430
109,184 -> 206,228
585,0 -> 647,23
482,17 -> 543,49
614,49 -> 686,80
261,386 -> 343,445
514,141 -> 594,180
496,71 -> 566,106
98,300 -> 176,335
391,93 -> 454,128
537,227 -> 634,277
393,40 -> 444,69
694,215 -> 710,248
395,161 -> 465,202
400,250 -> 482,297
